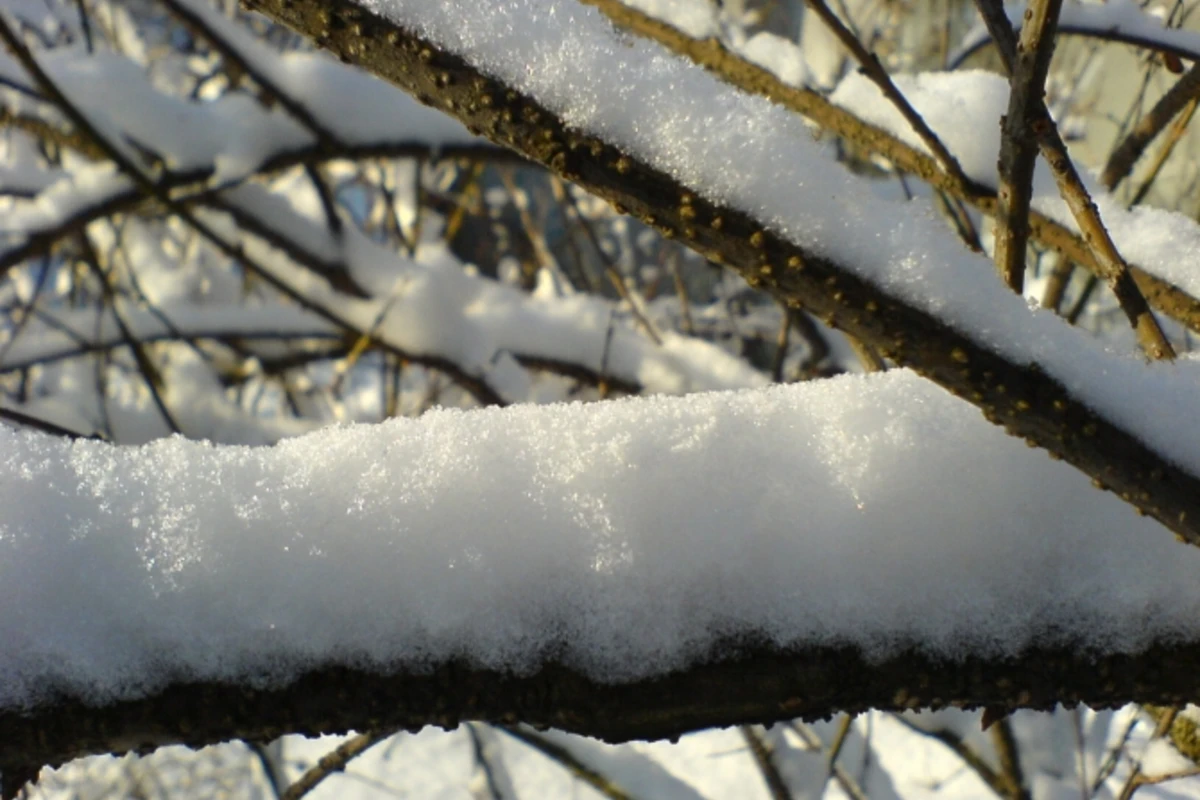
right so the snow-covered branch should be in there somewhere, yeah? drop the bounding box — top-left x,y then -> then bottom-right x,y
580,0 -> 1200,337
2,369 -> 1200,786
244,0 -> 1200,545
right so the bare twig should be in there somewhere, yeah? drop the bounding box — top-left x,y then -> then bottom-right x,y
499,726 -> 639,800
1103,63 -> 1200,190
741,725 -> 793,800
1116,708 -> 1179,800
157,0 -> 343,150
980,0 -> 1063,293
1128,97 -> 1199,207
788,721 -> 869,800
891,714 -> 1009,798
991,718 -> 1032,800
803,0 -> 970,190
973,0 -> 1175,360
278,730 -> 390,800
0,404 -> 99,438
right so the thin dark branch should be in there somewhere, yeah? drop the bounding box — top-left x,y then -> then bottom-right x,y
0,404 -> 99,438
976,0 -> 1063,293
1103,63 -> 1200,190
991,717 -> 1032,799
278,730 -> 390,800
740,725 -> 793,800
803,0 -> 971,190
499,726 -> 638,800
973,0 -> 1175,359
891,714 -> 1008,798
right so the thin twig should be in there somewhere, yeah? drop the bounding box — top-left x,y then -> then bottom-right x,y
1116,708 -> 1178,800
740,725 -> 793,800
991,717 -> 1032,800
499,726 -> 638,800
983,0 -> 1064,293
278,730 -> 390,800
157,0 -> 342,150
1128,97 -> 1198,207
788,721 -> 869,800
1103,63 -> 1200,190
973,0 -> 1176,360
890,714 -> 1009,799
1042,256 -> 1074,313
0,404 -> 100,438
803,0 -> 970,190
467,724 -> 511,800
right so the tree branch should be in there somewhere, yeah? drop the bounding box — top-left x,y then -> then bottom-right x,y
573,0 -> 1200,340
982,0 -> 1063,294
244,0 -> 1200,543
973,0 -> 1175,360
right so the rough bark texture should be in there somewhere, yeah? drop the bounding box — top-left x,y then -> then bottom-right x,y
5,639 -> 1200,794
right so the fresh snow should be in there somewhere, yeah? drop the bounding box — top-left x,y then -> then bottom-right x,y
360,0 -> 1200,483
2,369 -> 1197,709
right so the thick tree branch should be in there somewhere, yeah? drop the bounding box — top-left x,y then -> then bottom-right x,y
240,0 -> 1200,542
5,639 -> 1200,797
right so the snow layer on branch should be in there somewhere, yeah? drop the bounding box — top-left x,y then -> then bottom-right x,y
362,0 -> 1200,478
829,69 -> 1200,301
1,369 -> 1197,709
606,0 -> 1200,302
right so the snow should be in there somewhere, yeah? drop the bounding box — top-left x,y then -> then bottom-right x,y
829,69 -> 1200,304
359,0 -> 1200,485
2,368 -> 1197,710
609,0 -> 1200,309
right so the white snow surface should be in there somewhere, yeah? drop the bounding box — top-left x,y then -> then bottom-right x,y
2,369 -> 1198,710
360,0 -> 1200,482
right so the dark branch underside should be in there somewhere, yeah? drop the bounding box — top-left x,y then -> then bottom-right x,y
4,638 -> 1200,785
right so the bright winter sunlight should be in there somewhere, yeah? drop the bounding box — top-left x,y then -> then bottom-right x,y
4,0 -> 1200,797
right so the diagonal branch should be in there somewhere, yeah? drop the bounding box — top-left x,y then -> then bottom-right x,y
973,0 -> 1175,360
241,0 -> 1200,542
573,0 -> 1200,338
983,0 -> 1064,294
1102,62 -> 1200,191
802,0 -> 971,190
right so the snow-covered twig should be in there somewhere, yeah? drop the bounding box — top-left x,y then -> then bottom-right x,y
575,0 -> 1200,337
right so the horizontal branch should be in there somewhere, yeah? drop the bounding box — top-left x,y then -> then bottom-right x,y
950,7 -> 1200,69
243,0 -> 1200,543
4,638 -> 1200,795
